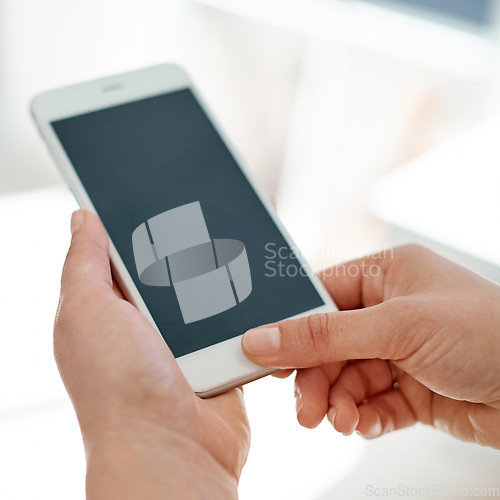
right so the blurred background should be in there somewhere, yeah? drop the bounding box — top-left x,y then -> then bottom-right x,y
1,0 -> 500,498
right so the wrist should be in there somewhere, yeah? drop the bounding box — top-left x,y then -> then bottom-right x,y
83,416 -> 239,500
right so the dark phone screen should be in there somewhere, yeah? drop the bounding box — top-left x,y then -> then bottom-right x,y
52,88 -> 324,358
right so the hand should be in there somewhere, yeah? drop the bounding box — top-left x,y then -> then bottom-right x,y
54,210 -> 250,499
242,245 -> 500,448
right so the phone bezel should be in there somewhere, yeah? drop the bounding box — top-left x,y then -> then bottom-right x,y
31,63 -> 337,397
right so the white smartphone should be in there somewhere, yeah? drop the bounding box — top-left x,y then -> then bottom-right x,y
31,64 -> 337,397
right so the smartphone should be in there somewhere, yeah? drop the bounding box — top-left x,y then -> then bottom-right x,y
31,64 -> 337,397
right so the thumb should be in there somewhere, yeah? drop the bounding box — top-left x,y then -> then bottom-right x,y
60,209 -> 113,297
242,299 -> 416,368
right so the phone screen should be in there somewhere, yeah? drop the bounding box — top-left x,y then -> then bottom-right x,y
51,88 -> 324,358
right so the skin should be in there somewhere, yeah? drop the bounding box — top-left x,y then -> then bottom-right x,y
56,210 -> 500,498
242,245 -> 500,449
54,210 -> 250,499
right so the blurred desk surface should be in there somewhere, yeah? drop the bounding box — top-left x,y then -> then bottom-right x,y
0,187 -> 84,499
0,187 -> 77,413
369,116 -> 500,279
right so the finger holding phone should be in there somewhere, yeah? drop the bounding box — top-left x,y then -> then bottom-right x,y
243,245 -> 500,449
56,209 -> 250,499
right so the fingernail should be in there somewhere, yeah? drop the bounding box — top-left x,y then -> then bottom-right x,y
71,210 -> 84,235
242,327 -> 281,356
328,408 -> 337,428
294,385 -> 303,416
